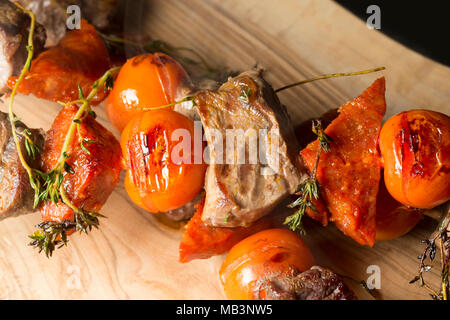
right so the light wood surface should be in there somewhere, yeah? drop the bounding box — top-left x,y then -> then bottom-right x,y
0,0 -> 449,300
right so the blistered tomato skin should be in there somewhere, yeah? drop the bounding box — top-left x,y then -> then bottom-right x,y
106,53 -> 191,132
219,229 -> 315,300
379,110 -> 450,209
121,110 -> 207,213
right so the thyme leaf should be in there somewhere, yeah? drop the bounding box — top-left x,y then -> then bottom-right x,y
285,120 -> 330,233
63,162 -> 74,174
238,88 -> 251,102
312,120 -> 335,153
77,83 -> 85,100
104,74 -> 115,92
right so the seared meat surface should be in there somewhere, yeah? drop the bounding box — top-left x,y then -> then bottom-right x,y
195,70 -> 306,227
40,105 -> 122,223
257,266 -> 356,300
0,0 -> 45,93
0,111 -> 44,220
15,0 -> 117,47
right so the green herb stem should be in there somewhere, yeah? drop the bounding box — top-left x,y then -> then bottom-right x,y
7,4 -> 42,201
275,67 -> 385,93
285,120 -> 332,233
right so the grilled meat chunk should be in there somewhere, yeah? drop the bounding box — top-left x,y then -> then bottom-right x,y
194,70 -> 307,227
257,266 -> 356,300
0,111 -> 44,220
0,0 -> 46,93
40,105 -> 122,223
15,0 -> 117,47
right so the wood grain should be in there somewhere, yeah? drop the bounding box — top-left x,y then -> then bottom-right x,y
0,0 -> 449,300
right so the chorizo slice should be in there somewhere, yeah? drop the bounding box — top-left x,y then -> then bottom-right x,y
300,77 -> 386,246
8,20 -> 110,105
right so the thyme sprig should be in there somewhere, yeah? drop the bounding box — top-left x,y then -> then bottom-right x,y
27,66 -> 120,257
410,210 -> 450,300
99,33 -> 225,80
137,95 -> 195,111
275,67 -> 385,93
29,209 -> 105,257
285,178 -> 319,233
7,4 -> 44,209
312,120 -> 334,153
285,120 -> 332,233
5,5 -> 96,257
18,128 -> 41,160
29,220 -> 71,257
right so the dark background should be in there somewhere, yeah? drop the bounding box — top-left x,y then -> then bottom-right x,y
335,1 -> 450,67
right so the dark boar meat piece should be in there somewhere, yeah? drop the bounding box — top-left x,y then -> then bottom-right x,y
0,111 -> 44,220
15,0 -> 118,47
0,0 -> 45,93
164,191 -> 204,222
257,266 -> 357,300
194,70 -> 307,227
72,0 -> 118,31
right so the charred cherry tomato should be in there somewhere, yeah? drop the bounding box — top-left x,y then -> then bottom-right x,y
375,172 -> 423,241
121,109 -> 206,213
379,110 -> 450,209
219,228 -> 315,300
106,53 -> 191,132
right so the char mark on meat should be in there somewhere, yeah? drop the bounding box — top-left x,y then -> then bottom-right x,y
195,70 -> 307,227
0,0 -> 46,93
0,111 -> 44,220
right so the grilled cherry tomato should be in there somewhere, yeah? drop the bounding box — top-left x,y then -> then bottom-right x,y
219,228 -> 315,300
375,173 -> 423,241
121,109 -> 206,213
379,110 -> 450,209
106,53 -> 191,132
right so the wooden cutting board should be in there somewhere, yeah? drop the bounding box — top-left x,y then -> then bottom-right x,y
0,0 -> 449,300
